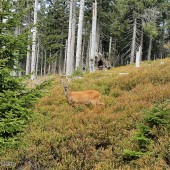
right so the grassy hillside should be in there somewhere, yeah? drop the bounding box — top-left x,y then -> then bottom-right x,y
1,58 -> 170,170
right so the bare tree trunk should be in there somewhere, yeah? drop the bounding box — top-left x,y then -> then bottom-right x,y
81,38 -> 85,69
130,16 -> 137,64
26,40 -> 31,75
48,64 -> 51,74
147,35 -> 152,60
13,27 -> 20,76
66,0 -> 76,76
44,50 -> 47,76
35,38 -> 40,76
26,4 -> 31,76
53,60 -> 57,74
159,22 -> 165,59
113,39 -> 117,67
89,0 -> 97,73
95,23 -> 100,57
48,52 -> 51,74
109,36 -> 112,64
40,48 -> 43,76
76,0 -> 85,69
59,19 -> 64,74
31,0 -> 38,80
59,42 -> 63,74
64,40 -> 68,74
136,46 -> 141,68
140,27 -> 143,61
86,35 -> 91,70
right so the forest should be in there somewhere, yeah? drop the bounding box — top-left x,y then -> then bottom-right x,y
0,0 -> 170,169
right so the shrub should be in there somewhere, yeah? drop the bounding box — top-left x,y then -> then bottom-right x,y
123,101 -> 170,163
71,69 -> 84,77
0,64 -> 51,149
143,101 -> 170,128
122,149 -> 145,162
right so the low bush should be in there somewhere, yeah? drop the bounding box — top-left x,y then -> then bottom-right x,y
123,101 -> 170,166
1,58 -> 170,169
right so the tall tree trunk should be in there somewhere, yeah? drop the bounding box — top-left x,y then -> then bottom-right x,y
26,38 -> 31,75
64,40 -> 68,74
26,3 -> 31,76
147,35 -> 152,60
140,27 -> 143,61
59,17 -> 64,74
35,38 -> 40,76
109,36 -> 112,64
86,34 -> 91,70
40,48 -> 43,76
59,45 -> 63,74
44,50 -> 47,76
48,64 -> 51,74
89,0 -> 97,73
81,38 -> 85,69
95,23 -> 100,57
113,39 -> 117,67
76,0 -> 85,69
159,21 -> 165,59
31,0 -> 38,80
130,16 -> 137,64
136,46 -> 141,68
66,0 -> 76,76
53,60 -> 57,74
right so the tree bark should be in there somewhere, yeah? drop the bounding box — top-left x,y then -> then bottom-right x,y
130,16 -> 137,64
44,50 -> 47,76
40,48 -> 43,76
76,0 -> 85,69
35,38 -> 40,76
140,27 -> 143,61
66,0 -> 76,76
109,36 -> 112,64
26,38 -> 31,75
31,0 -> 38,80
147,35 -> 152,60
64,40 -> 68,74
89,0 -> 97,73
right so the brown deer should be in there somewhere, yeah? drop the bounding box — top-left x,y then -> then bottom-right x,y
61,77 -> 104,106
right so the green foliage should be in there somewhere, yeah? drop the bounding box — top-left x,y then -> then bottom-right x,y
123,149 -> 145,162
124,101 -> 170,162
0,60 -> 24,92
143,23 -> 158,38
134,134 -> 151,151
71,69 -> 84,77
0,78 -> 51,149
143,101 -> 170,128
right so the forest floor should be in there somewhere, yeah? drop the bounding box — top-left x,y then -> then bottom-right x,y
1,58 -> 170,170
26,75 -> 54,88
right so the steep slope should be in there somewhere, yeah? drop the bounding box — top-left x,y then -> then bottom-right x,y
1,58 -> 170,170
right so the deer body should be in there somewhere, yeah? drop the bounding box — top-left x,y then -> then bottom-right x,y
66,90 -> 102,105
61,76 -> 104,106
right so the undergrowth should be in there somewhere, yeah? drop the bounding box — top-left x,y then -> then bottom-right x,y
0,79 -> 52,150
0,58 -> 170,170
123,101 -> 170,165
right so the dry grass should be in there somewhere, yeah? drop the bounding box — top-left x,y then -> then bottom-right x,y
25,75 -> 55,89
1,58 -> 170,169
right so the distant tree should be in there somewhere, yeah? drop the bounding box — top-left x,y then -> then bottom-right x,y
66,0 -> 76,76
76,0 -> 85,70
89,0 -> 97,73
31,0 -> 38,80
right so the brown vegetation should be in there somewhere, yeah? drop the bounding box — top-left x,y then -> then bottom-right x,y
1,58 -> 170,170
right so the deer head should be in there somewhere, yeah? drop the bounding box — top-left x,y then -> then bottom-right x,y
60,76 -> 104,106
